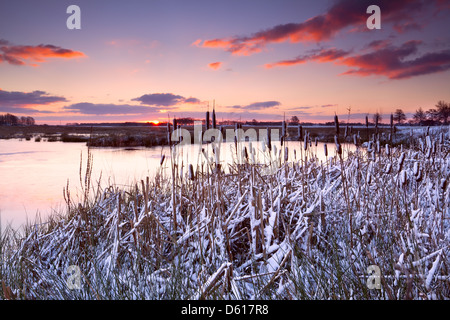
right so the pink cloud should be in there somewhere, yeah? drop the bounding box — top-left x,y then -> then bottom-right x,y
199,0 -> 437,56
191,39 -> 202,47
0,40 -> 86,66
208,61 -> 222,70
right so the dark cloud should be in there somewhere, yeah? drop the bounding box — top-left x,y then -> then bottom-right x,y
199,0 -> 434,55
232,101 -> 281,110
0,89 -> 67,107
285,106 -> 314,112
266,48 -> 351,68
132,93 -> 203,107
184,97 -> 202,104
393,21 -> 423,33
245,101 -> 281,110
0,106 -> 55,114
365,39 -> 393,50
285,104 -> 337,112
63,103 -> 160,115
339,40 -> 450,79
266,40 -> 450,79
0,39 -> 86,66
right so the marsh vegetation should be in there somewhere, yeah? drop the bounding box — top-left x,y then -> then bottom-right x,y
0,123 -> 448,300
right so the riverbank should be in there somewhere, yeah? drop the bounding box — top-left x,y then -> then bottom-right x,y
0,123 -> 396,148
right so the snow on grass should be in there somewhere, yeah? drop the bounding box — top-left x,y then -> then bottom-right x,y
0,125 -> 449,300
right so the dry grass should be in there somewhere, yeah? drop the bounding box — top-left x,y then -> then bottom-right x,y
0,125 -> 449,300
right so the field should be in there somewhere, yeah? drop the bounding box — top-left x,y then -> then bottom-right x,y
0,125 -> 449,300
0,124 -> 169,146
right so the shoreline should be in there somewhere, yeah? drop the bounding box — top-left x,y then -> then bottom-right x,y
0,123 -> 399,148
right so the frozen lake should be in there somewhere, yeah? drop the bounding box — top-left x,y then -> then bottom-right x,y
0,138 -> 351,230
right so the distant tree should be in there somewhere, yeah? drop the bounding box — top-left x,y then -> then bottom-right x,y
26,116 -> 35,126
290,115 -> 300,125
4,113 -> 19,125
0,113 -> 35,126
393,109 -> 406,124
176,117 -> 195,125
435,100 -> 450,124
413,107 -> 427,125
426,108 -> 440,123
372,112 -> 382,126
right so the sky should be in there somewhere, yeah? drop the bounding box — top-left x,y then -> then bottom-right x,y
1,0 -> 450,124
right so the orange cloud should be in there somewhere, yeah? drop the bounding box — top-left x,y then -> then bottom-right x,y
0,40 -> 86,66
191,39 -> 202,47
202,38 -> 231,49
265,58 -> 306,69
208,61 -> 222,70
199,0 -> 437,56
201,38 -> 263,56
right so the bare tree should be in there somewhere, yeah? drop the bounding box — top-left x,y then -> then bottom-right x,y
372,112 -> 382,125
0,113 -> 35,126
26,116 -> 35,126
426,108 -> 440,123
435,100 -> 450,124
393,109 -> 406,124
290,115 -> 299,125
413,107 -> 427,125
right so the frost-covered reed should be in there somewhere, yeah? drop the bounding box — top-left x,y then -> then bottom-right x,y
0,126 -> 449,300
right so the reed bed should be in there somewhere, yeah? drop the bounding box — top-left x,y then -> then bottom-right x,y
0,126 -> 449,300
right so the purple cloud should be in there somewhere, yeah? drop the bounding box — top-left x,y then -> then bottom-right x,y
265,48 -> 351,68
339,40 -> 450,79
199,0 -> 436,56
132,93 -> 203,107
0,89 -> 67,107
63,103 -> 160,115
266,40 -> 450,80
231,101 -> 281,110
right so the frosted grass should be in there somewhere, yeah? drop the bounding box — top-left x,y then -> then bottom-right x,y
0,126 -> 449,300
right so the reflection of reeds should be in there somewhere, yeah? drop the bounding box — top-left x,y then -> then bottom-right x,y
61,133 -> 89,143
87,133 -> 162,148
0,125 -> 449,300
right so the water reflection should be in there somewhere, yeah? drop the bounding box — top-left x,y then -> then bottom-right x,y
0,138 -> 353,229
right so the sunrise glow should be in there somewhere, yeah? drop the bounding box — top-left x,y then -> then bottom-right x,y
0,1 -> 449,124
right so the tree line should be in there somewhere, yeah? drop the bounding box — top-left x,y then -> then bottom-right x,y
288,100 -> 449,126
411,100 -> 449,126
371,101 -> 449,126
0,113 -> 36,126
